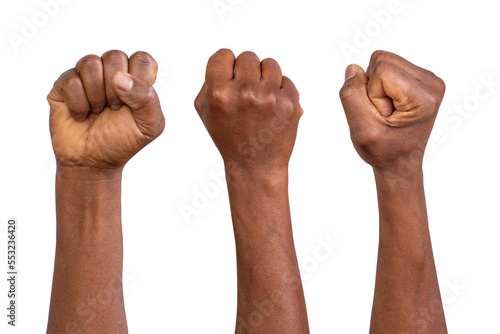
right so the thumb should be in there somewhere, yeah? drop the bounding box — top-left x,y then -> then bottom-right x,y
112,71 -> 165,141
339,64 -> 380,131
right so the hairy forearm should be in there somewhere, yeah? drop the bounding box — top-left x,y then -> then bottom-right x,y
226,170 -> 309,334
370,168 -> 447,334
47,166 -> 127,334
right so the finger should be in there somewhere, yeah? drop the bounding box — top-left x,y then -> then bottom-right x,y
76,54 -> 105,113
205,49 -> 235,82
281,76 -> 302,117
129,51 -> 158,85
54,69 -> 90,121
339,64 -> 381,130
234,51 -> 261,81
367,50 -> 437,85
102,50 -> 129,109
260,58 -> 282,87
194,82 -> 206,119
367,60 -> 430,116
281,76 -> 299,98
112,72 -> 165,141
366,59 -> 397,117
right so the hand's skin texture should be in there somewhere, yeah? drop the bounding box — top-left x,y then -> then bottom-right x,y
195,49 -> 309,333
48,50 -> 164,169
47,50 -> 164,334
340,51 -> 447,334
340,50 -> 445,176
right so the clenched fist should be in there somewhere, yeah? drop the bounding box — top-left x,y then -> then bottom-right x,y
48,50 -> 165,169
339,51 -> 445,176
194,49 -> 303,174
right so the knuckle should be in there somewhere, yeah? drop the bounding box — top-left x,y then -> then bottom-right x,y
370,50 -> 389,65
282,76 -> 297,91
262,91 -> 278,109
282,77 -> 300,98
143,85 -> 158,105
427,92 -> 442,109
239,51 -> 258,59
216,48 -> 233,56
240,84 -> 259,103
372,59 -> 391,75
279,96 -> 297,115
416,88 -> 441,117
239,84 -> 278,110
61,71 -> 80,87
207,84 -> 232,109
194,95 -> 202,111
130,51 -> 157,68
353,128 -> 383,149
420,85 -> 440,105
339,83 -> 361,102
372,50 -> 388,58
434,76 -> 446,97
101,49 -> 128,62
210,49 -> 234,62
338,85 -> 350,100
421,69 -> 446,97
262,58 -> 278,67
76,54 -> 101,71
239,84 -> 259,105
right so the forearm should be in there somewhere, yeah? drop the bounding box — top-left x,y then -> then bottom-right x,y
226,170 -> 309,334
47,166 -> 127,334
370,168 -> 447,333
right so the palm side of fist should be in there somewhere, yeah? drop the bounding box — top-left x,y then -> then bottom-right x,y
48,50 -> 165,169
195,49 -> 303,174
339,51 -> 445,175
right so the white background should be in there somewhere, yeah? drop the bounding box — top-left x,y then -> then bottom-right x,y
1,0 -> 499,333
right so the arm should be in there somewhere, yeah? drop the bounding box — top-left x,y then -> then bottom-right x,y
228,172 -> 308,333
48,167 -> 126,333
195,49 -> 309,333
371,169 -> 445,333
339,51 -> 447,333
47,50 -> 164,333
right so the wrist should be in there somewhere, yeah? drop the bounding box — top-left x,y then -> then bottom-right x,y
225,167 -> 288,191
56,164 -> 123,182
224,159 -> 288,181
373,164 -> 423,183
373,166 -> 424,193
55,164 -> 122,232
225,168 -> 290,237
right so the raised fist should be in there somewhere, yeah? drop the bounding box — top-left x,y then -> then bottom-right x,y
48,50 -> 165,169
194,49 -> 303,174
339,51 -> 445,176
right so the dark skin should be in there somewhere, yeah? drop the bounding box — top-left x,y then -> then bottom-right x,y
339,51 -> 448,333
46,50 -> 164,334
195,49 -> 309,333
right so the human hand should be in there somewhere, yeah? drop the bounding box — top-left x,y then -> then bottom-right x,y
48,50 -> 164,170
194,49 -> 303,175
339,51 -> 445,177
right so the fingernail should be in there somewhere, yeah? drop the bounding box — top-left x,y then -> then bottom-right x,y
116,73 -> 134,92
345,65 -> 357,81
